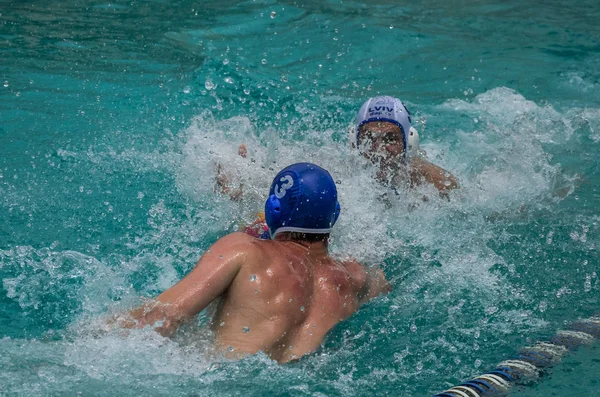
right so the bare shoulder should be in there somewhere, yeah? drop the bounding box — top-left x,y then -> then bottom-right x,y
206,232 -> 263,258
218,231 -> 257,245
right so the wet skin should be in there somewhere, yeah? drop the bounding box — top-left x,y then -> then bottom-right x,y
122,232 -> 389,363
358,121 -> 406,177
358,121 -> 459,192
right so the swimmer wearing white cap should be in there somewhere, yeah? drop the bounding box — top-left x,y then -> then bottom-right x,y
353,96 -> 458,193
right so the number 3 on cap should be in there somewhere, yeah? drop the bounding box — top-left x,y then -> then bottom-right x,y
275,175 -> 294,198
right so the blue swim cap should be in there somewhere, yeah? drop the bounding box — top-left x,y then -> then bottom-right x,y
355,96 -> 412,153
265,163 -> 341,239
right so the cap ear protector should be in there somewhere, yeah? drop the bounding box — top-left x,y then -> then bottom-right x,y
408,126 -> 420,151
265,194 -> 281,226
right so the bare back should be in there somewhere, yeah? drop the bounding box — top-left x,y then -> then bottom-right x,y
213,235 -> 366,362
124,232 -> 387,363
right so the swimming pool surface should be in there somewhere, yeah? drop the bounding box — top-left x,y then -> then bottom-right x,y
1,1 -> 599,395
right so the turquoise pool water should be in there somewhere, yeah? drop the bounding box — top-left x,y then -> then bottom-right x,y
1,0 -> 599,395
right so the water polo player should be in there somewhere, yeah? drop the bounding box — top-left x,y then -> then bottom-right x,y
115,163 -> 390,363
353,96 -> 458,193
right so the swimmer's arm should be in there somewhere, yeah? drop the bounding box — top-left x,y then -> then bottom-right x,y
125,233 -> 250,336
410,157 -> 459,192
214,144 -> 247,201
346,261 -> 391,304
215,163 -> 244,201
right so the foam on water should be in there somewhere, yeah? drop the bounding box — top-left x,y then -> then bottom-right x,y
0,88 -> 597,396
0,247 -> 129,326
176,87 -> 572,282
2,0 -> 600,395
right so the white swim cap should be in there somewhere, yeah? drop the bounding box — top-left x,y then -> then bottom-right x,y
354,96 -> 412,152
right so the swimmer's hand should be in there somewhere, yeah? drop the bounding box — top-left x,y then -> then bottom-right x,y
237,144 -> 247,158
214,144 -> 247,201
108,301 -> 185,337
83,311 -> 147,339
215,164 -> 243,201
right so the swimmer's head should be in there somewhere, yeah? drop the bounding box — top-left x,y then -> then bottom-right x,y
354,96 -> 412,155
265,163 -> 341,239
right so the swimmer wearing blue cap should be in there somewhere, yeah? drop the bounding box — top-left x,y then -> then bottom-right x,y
354,96 -> 458,193
114,163 -> 390,363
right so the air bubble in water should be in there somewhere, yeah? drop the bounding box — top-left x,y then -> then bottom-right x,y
243,326 -> 250,333
300,306 -> 305,312
261,59 -> 267,65
270,11 -> 276,18
250,274 -> 257,282
224,77 -> 234,84
205,79 -> 216,90
3,81 -> 8,87
584,274 -> 592,292
410,324 -> 417,332
223,59 -> 229,65
244,88 -> 250,95
183,86 -> 191,94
